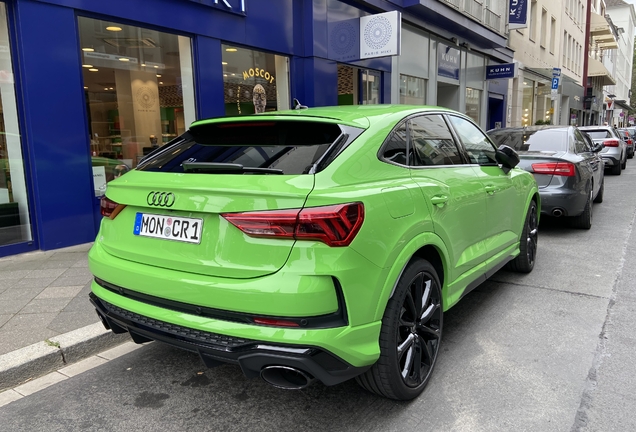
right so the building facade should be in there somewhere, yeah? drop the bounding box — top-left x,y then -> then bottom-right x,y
604,0 -> 636,125
0,0 -> 516,257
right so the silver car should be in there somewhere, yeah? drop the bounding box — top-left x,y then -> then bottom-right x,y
579,126 -> 626,175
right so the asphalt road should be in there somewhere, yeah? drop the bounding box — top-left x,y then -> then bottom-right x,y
2,163 -> 636,432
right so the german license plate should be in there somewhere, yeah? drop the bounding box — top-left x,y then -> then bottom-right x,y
133,213 -> 203,244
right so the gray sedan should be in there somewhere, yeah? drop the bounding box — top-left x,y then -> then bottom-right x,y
487,125 -> 604,229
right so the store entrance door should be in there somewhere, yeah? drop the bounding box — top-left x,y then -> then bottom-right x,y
337,65 -> 381,105
437,82 -> 459,111
488,95 -> 504,130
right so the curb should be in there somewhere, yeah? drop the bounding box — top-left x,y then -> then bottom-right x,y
0,323 -> 130,392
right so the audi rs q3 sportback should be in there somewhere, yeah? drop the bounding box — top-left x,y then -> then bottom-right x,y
89,105 -> 539,401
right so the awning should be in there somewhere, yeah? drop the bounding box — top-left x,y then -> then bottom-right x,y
590,12 -> 612,37
615,99 -> 633,111
587,57 -> 617,86
590,12 -> 619,49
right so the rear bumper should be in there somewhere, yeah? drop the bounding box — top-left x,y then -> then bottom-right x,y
539,186 -> 588,217
90,292 -> 370,386
601,154 -> 621,166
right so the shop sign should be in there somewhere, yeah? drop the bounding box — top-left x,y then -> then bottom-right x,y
438,44 -> 460,80
509,0 -> 528,29
360,11 -> 401,60
242,67 -> 275,83
188,0 -> 246,15
486,63 -> 516,80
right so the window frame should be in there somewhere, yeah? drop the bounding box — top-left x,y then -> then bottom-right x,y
445,114 -> 499,166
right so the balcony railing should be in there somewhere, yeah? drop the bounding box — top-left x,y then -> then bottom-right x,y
463,0 -> 483,20
483,8 -> 501,33
441,0 -> 461,10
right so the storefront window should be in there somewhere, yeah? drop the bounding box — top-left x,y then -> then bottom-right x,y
361,70 -> 380,104
222,45 -> 289,115
400,75 -> 426,105
465,53 -> 484,125
536,82 -> 552,124
0,4 -> 32,246
465,88 -> 481,124
522,79 -> 535,127
78,17 -> 196,196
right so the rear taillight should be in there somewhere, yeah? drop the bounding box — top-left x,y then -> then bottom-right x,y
100,196 -> 125,219
628,139 -> 633,145
531,162 -> 576,177
603,139 -> 620,147
222,202 -> 364,247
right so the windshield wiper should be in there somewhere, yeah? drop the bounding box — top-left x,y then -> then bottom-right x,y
182,162 -> 283,175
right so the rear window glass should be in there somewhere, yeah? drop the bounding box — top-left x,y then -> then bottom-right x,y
583,130 -> 612,139
487,129 -> 568,152
137,121 -> 363,175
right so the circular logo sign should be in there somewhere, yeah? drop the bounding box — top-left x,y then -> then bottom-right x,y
363,16 -> 392,50
135,86 -> 157,110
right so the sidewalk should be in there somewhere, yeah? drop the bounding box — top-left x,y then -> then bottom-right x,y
0,244 -> 128,391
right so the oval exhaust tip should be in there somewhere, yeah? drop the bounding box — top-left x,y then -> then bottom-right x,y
260,366 -> 315,390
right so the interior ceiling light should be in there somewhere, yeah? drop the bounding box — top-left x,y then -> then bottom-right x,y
156,74 -> 161,77
82,64 -> 93,68
222,61 -> 228,65
225,48 -> 237,52
82,47 -> 95,52
154,65 -> 159,68
84,86 -> 88,89
104,87 -> 108,90
103,37 -> 156,48
119,58 -> 130,62
89,68 -> 99,72
106,26 -> 122,32
159,81 -> 163,84
141,63 -> 146,66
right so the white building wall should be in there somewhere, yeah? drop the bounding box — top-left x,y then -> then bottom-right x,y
508,0 -> 586,126
605,2 -> 636,125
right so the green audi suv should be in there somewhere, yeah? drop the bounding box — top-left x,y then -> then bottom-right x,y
89,105 -> 539,400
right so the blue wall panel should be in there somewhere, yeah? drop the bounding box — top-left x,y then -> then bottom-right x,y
34,0 -> 298,55
194,36 -> 225,119
14,0 -> 96,249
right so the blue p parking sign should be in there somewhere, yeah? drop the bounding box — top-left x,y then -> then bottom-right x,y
551,77 -> 560,90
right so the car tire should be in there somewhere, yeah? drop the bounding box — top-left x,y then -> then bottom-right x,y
506,200 -> 538,273
356,258 -> 442,401
611,162 -> 622,175
571,188 -> 593,230
593,178 -> 604,203
621,156 -> 627,170
628,149 -> 634,159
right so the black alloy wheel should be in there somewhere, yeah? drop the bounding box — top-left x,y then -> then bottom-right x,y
506,200 -> 538,273
356,258 -> 443,400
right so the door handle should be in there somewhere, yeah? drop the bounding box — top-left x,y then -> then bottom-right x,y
430,195 -> 448,207
485,185 -> 497,195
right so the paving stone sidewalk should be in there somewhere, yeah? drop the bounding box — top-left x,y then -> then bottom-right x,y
0,243 -> 100,357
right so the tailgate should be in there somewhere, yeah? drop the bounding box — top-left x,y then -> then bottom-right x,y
100,170 -> 314,279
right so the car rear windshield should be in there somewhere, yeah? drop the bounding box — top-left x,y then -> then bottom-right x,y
136,120 -> 363,175
583,130 -> 612,139
487,129 -> 568,152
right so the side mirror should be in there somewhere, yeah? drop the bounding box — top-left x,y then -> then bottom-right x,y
495,145 -> 520,174
592,143 -> 604,153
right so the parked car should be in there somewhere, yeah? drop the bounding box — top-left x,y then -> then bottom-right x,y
618,128 -> 635,158
488,126 -> 603,229
89,105 -> 539,401
579,125 -> 626,175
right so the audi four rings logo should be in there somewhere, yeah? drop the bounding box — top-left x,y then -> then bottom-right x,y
147,192 -> 175,207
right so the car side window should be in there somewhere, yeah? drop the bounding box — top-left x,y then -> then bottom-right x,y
448,115 -> 498,165
381,122 -> 408,165
408,115 -> 462,166
573,129 -> 590,153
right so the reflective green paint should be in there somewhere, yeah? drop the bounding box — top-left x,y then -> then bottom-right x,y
90,105 -> 539,370
91,282 -> 383,367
